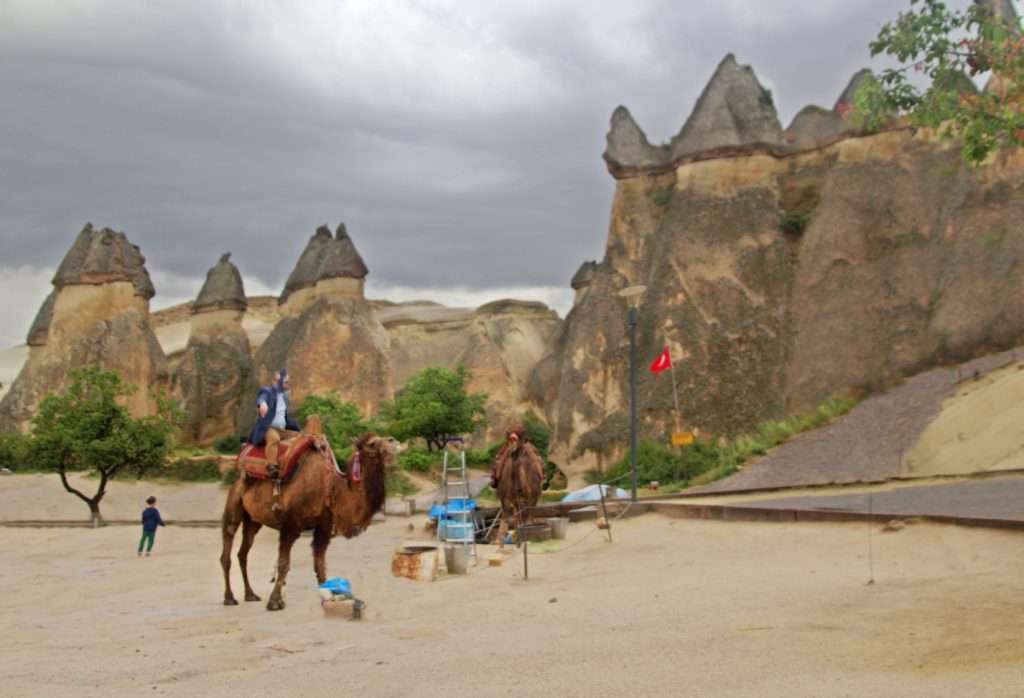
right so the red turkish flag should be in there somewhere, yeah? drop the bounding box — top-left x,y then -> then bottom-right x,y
649,346 -> 672,374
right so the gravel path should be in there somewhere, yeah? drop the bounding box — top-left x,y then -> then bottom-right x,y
693,347 -> 1024,494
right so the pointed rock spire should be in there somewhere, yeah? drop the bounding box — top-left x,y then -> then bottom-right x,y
833,69 -> 873,112
193,252 -> 247,314
317,223 -> 368,281
603,106 -> 671,174
51,223 -> 155,299
279,225 -> 334,304
279,223 -> 369,304
670,54 -> 783,160
785,105 -> 848,150
570,261 -> 597,290
26,289 -> 57,346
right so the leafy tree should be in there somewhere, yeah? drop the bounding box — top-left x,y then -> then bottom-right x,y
379,365 -> 488,451
30,366 -> 178,526
296,392 -> 372,462
862,0 -> 1024,163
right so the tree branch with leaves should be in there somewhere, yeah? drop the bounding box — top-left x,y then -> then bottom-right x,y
861,0 -> 1024,163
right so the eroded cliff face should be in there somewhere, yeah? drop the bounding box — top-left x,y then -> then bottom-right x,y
0,225 -> 167,432
541,127 -> 1024,480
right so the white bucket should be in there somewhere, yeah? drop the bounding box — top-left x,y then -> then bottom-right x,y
444,544 -> 470,574
546,516 -> 569,540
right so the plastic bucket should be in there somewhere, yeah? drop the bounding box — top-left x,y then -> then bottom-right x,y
546,517 -> 569,540
444,544 -> 470,574
441,520 -> 474,543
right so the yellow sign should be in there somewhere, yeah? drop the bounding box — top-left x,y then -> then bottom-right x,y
671,431 -> 694,446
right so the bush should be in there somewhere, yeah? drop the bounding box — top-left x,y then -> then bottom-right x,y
213,435 -> 242,454
0,432 -> 33,472
398,448 -> 435,473
386,470 -> 418,497
465,448 -> 495,467
161,457 -> 223,482
296,393 -> 373,464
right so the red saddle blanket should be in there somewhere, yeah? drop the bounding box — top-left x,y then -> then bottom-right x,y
238,435 -> 317,481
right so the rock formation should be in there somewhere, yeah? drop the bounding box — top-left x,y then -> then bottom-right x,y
383,299 -> 561,443
171,254 -> 253,444
0,224 -> 167,431
539,54 -> 1024,481
570,261 -> 598,305
246,224 -> 389,423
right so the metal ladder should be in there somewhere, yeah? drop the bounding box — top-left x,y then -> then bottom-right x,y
440,437 -> 477,563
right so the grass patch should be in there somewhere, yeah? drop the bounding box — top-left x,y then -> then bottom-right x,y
586,397 -> 857,491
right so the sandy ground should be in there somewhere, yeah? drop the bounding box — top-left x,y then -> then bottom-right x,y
908,362 -> 1024,477
0,474 -> 227,523
1,513 -> 1022,697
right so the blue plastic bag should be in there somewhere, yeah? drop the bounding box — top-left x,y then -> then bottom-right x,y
319,577 -> 352,597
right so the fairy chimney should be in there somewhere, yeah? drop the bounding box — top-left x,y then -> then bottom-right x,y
0,224 -> 167,431
172,253 -> 253,443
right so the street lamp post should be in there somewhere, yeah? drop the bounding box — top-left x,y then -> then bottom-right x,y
618,285 -> 646,503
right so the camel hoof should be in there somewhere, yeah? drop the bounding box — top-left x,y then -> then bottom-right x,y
266,598 -> 285,611
223,597 -> 239,606
245,593 -> 261,602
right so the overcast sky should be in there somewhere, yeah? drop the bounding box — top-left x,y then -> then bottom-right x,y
0,0 -> 982,347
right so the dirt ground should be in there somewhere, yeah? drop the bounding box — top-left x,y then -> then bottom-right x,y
2,512 -> 1022,697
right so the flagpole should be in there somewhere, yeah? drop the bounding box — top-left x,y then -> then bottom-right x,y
669,349 -> 681,429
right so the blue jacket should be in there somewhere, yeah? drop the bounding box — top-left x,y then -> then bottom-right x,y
142,507 -> 165,532
248,385 -> 300,446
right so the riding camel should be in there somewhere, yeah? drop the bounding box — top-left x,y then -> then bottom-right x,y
220,426 -> 400,611
491,425 -> 545,546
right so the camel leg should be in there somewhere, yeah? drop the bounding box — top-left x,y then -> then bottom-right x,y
497,518 -> 508,550
238,516 -> 263,602
266,528 -> 300,611
312,526 -> 331,585
220,483 -> 245,606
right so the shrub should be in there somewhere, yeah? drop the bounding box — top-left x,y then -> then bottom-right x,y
386,470 -> 418,497
0,431 -> 33,472
778,211 -> 810,237
161,457 -> 223,482
213,435 -> 242,454
398,448 -> 435,473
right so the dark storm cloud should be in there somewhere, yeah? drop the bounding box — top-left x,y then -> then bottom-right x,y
0,0 -> 978,308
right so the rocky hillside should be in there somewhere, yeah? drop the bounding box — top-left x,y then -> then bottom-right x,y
537,52 -> 1024,480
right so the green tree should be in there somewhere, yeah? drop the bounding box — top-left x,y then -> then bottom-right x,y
379,365 -> 487,451
30,366 -> 178,526
296,392 -> 372,462
863,0 -> 1024,163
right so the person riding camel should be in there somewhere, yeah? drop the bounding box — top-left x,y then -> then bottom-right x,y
249,368 -> 301,476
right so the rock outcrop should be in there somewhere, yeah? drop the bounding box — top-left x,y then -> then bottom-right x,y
384,299 -> 561,443
0,224 -> 167,431
278,224 -> 368,316
171,254 -> 253,444
539,55 -> 1024,481
246,224 -> 389,423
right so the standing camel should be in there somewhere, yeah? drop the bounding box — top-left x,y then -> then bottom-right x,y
491,426 -> 544,547
220,432 -> 399,611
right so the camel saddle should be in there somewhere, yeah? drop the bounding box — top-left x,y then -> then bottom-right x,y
238,435 -> 317,481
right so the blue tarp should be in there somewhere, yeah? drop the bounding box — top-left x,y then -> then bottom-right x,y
429,499 -> 477,521
561,484 -> 629,502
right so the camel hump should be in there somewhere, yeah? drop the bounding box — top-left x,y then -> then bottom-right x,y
304,414 -> 324,436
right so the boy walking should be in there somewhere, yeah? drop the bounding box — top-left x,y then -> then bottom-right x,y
138,496 -> 165,557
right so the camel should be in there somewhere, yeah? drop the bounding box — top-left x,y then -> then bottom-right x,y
491,426 -> 545,547
220,430 -> 400,611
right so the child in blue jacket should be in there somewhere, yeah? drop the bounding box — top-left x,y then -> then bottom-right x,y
138,496 -> 165,557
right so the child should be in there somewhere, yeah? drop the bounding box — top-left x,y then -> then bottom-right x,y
138,496 -> 165,557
